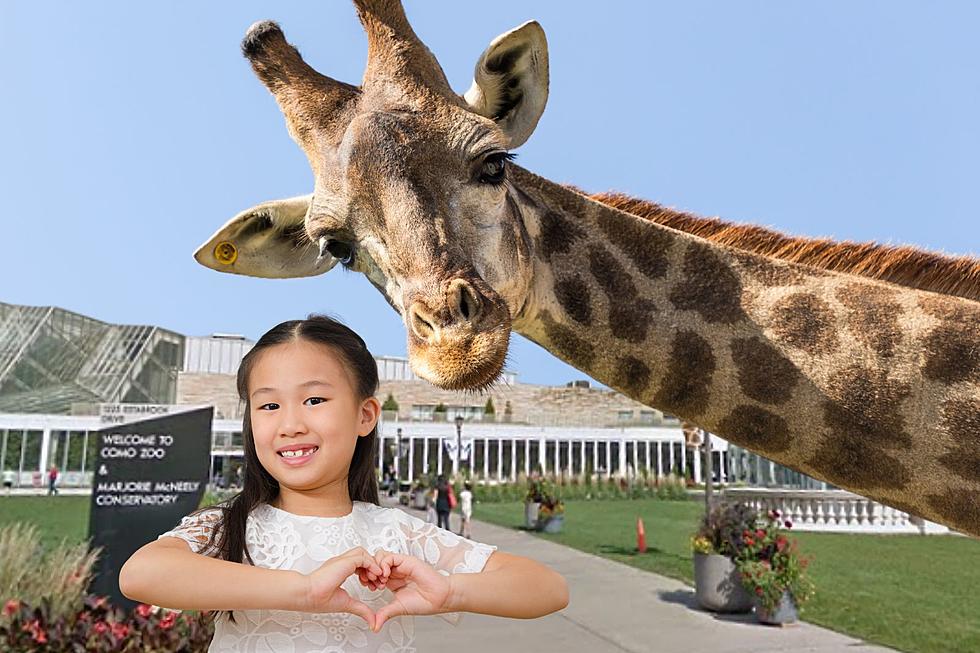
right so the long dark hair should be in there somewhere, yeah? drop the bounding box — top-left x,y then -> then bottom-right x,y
204,315 -> 380,575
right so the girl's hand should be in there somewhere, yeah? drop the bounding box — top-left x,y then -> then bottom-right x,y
370,550 -> 452,632
306,547 -> 382,628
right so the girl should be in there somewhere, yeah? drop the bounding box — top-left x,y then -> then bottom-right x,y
119,316 -> 568,652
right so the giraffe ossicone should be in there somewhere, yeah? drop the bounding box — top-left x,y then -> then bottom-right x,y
196,0 -> 980,537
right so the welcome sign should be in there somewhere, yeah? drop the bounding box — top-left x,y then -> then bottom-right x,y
88,406 -> 213,609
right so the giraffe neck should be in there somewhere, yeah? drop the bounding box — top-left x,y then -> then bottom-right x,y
507,165 -> 980,536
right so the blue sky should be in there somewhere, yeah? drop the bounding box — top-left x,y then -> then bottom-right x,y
2,2 -> 978,387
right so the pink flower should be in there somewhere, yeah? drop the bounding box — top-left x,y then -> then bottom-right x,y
136,603 -> 153,619
755,529 -> 766,539
159,611 -> 177,630
93,620 -> 109,635
3,599 -> 18,616
111,622 -> 130,639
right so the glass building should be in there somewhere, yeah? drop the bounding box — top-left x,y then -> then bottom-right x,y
0,301 -> 184,414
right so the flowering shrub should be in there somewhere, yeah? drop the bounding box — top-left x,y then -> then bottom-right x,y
690,536 -> 714,555
734,510 -> 815,613
0,595 -> 214,652
692,502 -> 758,557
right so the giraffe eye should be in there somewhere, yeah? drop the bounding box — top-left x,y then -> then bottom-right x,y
326,239 -> 355,265
477,152 -> 515,186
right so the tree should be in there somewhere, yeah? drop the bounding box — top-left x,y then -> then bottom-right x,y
484,397 -> 495,415
381,393 -> 399,412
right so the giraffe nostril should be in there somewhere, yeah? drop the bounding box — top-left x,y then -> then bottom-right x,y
450,280 -> 482,324
410,305 -> 436,341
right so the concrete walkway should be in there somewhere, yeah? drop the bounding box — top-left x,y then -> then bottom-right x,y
386,500 -> 894,653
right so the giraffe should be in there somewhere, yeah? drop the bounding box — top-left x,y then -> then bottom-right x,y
195,1 -> 980,536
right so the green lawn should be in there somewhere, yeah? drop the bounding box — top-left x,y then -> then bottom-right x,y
475,499 -> 980,653
0,495 -> 91,550
4,496 -> 979,653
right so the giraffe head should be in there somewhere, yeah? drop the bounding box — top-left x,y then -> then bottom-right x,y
197,1 -> 548,390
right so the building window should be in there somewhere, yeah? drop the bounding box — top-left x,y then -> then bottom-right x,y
617,410 -> 633,421
640,410 -> 656,424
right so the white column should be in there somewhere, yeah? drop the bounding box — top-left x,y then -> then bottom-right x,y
554,438 -> 560,478
81,431 -> 89,478
645,441 -> 651,474
422,437 -> 429,475
497,438 -> 503,480
656,442 -> 663,477
618,438 -> 627,477
407,436 -> 415,482
538,437 -> 546,475
38,428 -> 51,472
592,441 -> 598,477
437,436 -> 444,475
580,440 -> 586,476
693,446 -> 702,484
605,440 -> 612,478
377,434 -> 385,477
680,441 -> 687,476
524,439 -> 530,476
483,437 -> 490,479
669,443 -> 675,476
567,440 -> 574,477
631,440 -> 638,476
0,430 -> 7,470
511,439 -> 517,481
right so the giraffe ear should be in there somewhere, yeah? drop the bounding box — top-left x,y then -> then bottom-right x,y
194,194 -> 334,278
464,21 -> 549,148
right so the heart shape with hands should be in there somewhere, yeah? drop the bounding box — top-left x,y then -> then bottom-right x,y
305,546 -> 453,633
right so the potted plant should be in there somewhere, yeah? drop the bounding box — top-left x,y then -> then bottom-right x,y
537,493 -> 565,533
691,502 -> 757,613
734,510 -> 815,624
524,477 -> 544,528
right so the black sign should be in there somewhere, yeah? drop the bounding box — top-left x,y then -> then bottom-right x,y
88,407 -> 213,609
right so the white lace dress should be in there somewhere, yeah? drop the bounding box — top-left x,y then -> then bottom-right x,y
157,501 -> 497,653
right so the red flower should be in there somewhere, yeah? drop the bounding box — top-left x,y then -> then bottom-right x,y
3,599 -> 18,616
22,619 -> 47,644
755,529 -> 765,539
136,603 -> 153,619
94,620 -> 109,635
742,530 -> 752,538
755,586 -> 764,596
160,611 -> 177,630
77,610 -> 91,622
744,537 -> 754,546
111,622 -> 130,639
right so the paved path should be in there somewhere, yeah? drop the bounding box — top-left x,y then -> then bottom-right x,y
384,499 -> 895,653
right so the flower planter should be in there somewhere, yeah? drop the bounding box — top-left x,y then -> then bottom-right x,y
524,501 -> 541,528
538,515 -> 564,533
693,553 -> 753,613
755,591 -> 799,625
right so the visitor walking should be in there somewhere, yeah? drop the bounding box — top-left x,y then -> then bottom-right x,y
459,482 -> 473,538
47,465 -> 59,496
435,475 -> 452,531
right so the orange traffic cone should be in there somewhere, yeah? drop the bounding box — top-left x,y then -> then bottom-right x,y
636,517 -> 647,553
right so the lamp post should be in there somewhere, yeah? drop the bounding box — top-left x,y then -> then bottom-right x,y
454,415 -> 464,480
703,428 -> 714,510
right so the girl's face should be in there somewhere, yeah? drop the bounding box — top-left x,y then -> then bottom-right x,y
247,340 -> 380,492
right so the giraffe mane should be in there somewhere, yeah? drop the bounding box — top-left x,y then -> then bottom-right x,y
586,191 -> 980,303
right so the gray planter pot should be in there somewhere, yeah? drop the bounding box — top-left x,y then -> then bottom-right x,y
524,501 -> 540,528
693,553 -> 753,613
755,591 -> 799,625
539,515 -> 564,533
